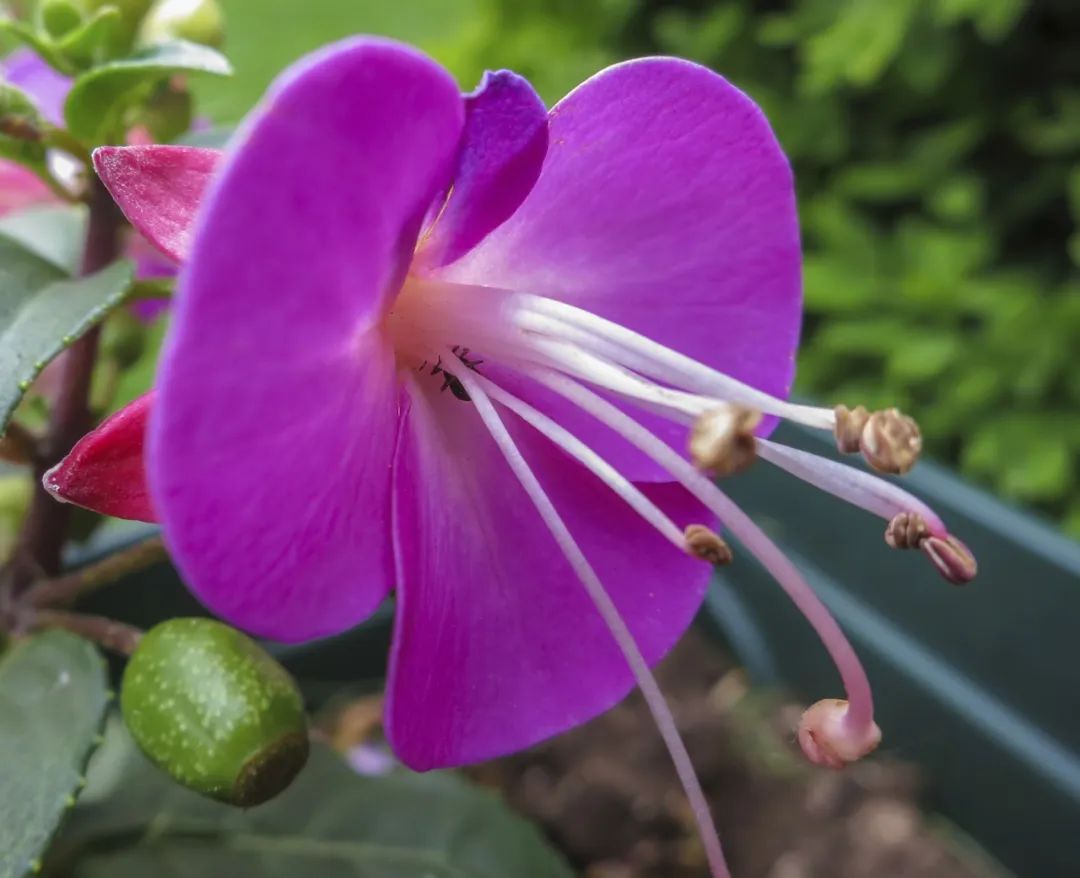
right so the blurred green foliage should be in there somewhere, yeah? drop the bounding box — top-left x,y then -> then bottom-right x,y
191,0 -> 1080,537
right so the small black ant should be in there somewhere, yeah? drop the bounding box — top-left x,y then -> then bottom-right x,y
417,346 -> 484,402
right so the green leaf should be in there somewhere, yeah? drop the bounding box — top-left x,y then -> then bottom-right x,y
0,631 -> 110,878
54,6 -> 123,69
0,251 -> 134,430
53,736 -> 573,878
0,20 -> 75,75
64,39 -> 232,143
0,205 -> 88,274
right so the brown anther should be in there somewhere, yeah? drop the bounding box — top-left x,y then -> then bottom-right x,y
884,512 -> 929,550
688,405 -> 762,477
921,534 -> 977,585
684,524 -> 733,566
833,404 -> 869,454
860,408 -> 922,475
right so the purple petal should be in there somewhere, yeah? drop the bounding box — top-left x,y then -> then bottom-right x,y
417,70 -> 547,269
2,49 -> 71,127
149,38 -> 465,641
439,58 -> 802,479
386,381 -> 711,769
94,145 -> 221,263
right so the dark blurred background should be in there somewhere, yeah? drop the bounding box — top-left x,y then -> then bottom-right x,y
193,0 -> 1080,542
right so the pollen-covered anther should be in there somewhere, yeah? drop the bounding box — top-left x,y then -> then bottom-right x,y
884,512 -> 929,550
859,408 -> 923,475
833,404 -> 869,454
684,524 -> 733,566
688,405 -> 762,477
796,698 -> 882,769
921,534 -> 977,585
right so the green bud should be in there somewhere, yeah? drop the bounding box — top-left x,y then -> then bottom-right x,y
137,0 -> 224,48
137,80 -> 193,143
100,309 -> 147,368
121,618 -> 309,807
85,0 -> 154,53
39,0 -> 87,38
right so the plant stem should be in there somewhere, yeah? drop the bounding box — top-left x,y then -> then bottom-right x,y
26,535 -> 167,608
33,609 -> 143,655
10,178 -> 122,587
0,421 -> 37,465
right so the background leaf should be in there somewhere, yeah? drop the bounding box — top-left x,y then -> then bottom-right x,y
0,632 -> 110,878
0,205 -> 88,274
0,253 -> 133,430
64,40 -> 231,143
50,730 -> 573,878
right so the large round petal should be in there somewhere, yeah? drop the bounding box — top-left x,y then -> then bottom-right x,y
439,58 -> 802,479
150,39 -> 465,641
386,378 -> 711,769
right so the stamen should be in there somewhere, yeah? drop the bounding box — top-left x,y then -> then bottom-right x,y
522,335 -> 707,421
684,524 -> 733,566
689,406 -> 762,476
470,372 -> 688,554
756,440 -> 973,585
513,296 -> 923,474
442,350 -> 732,878
526,368 -> 881,768
514,296 -> 836,429
756,439 -> 946,534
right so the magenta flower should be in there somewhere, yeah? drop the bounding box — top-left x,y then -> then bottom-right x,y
48,38 -> 977,877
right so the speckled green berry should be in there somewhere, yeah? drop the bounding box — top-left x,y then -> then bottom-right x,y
121,618 -> 308,807
137,0 -> 224,48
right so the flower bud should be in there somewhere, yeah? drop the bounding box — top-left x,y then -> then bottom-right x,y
121,618 -> 309,806
86,0 -> 154,52
39,0 -> 87,38
137,0 -> 224,48
797,698 -> 881,769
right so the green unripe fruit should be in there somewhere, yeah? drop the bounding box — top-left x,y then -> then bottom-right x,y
121,618 -> 309,807
137,0 -> 224,48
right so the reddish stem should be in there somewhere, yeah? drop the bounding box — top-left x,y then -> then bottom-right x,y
10,180 -> 122,588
